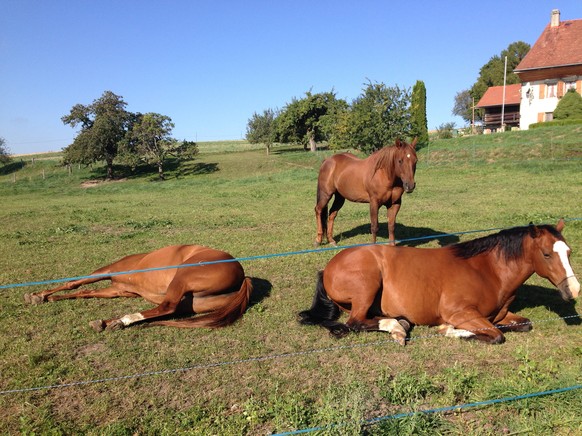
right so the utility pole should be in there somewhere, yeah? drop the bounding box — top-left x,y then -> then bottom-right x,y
501,56 -> 507,132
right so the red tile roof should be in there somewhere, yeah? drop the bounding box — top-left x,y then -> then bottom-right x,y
515,18 -> 582,71
476,84 -> 521,108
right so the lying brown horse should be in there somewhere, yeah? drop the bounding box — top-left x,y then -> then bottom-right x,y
300,220 -> 579,344
24,245 -> 253,331
315,138 -> 418,246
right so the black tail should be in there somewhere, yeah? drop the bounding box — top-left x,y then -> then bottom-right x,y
298,271 -> 350,337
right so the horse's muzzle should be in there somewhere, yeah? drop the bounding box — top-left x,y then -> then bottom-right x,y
404,182 -> 416,193
557,275 -> 580,300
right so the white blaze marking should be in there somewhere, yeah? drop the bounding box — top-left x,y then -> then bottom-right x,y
406,154 -> 411,158
120,313 -> 145,326
553,241 -> 574,277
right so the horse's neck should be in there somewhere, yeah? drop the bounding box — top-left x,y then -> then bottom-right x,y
371,148 -> 394,175
479,250 -> 535,292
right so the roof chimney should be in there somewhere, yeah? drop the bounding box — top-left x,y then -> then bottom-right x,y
551,9 -> 560,27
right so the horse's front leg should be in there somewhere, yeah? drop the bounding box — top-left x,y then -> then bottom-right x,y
496,311 -> 533,333
445,309 -> 505,344
369,201 -> 380,243
386,199 -> 401,246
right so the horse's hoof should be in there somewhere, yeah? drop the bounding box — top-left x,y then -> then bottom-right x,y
105,319 -> 125,331
392,333 -> 407,346
398,319 -> 411,332
24,293 -> 45,305
89,320 -> 105,332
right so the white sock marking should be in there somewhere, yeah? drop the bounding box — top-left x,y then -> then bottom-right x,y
379,318 -> 400,332
439,324 -> 475,338
120,313 -> 145,326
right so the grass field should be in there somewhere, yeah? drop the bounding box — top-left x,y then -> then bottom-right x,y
1,128 -> 581,435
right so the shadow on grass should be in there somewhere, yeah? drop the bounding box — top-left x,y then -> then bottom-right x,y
84,158 -> 219,181
0,160 -> 25,175
510,284 -> 581,326
249,277 -> 272,308
332,222 -> 460,247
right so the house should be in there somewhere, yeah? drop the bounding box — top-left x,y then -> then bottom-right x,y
514,9 -> 582,129
476,83 -> 521,133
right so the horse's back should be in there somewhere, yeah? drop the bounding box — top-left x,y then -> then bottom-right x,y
111,245 -> 242,298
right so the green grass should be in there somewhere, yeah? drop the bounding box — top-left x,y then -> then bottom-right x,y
0,129 -> 581,434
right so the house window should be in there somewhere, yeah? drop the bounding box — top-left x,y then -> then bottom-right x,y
545,112 -> 554,122
546,83 -> 557,98
565,81 -> 577,92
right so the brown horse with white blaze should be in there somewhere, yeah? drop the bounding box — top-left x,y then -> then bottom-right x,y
300,220 -> 579,345
24,245 -> 253,331
315,138 -> 418,246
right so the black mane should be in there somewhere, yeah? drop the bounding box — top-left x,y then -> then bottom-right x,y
451,224 -> 563,261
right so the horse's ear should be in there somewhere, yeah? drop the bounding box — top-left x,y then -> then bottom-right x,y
394,138 -> 402,148
410,137 -> 418,149
528,222 -> 539,238
556,218 -> 565,232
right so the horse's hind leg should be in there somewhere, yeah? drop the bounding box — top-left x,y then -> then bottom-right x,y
326,194 -> 345,246
347,316 -> 410,345
315,191 -> 332,246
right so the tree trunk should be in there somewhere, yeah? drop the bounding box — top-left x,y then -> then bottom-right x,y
106,158 -> 114,179
309,135 -> 317,152
158,161 -> 165,180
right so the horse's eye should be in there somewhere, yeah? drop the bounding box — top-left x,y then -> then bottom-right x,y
398,159 -> 403,165
543,253 -> 551,259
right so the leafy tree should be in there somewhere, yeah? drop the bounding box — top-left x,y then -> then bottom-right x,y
62,91 -> 130,179
0,137 -> 11,165
457,41 -> 530,123
410,80 -> 429,147
246,108 -> 277,154
275,91 -> 347,151
436,122 -> 456,139
121,112 -> 179,180
553,89 -> 582,120
452,89 -> 474,125
346,81 -> 411,154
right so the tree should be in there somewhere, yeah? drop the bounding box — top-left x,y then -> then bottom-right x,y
346,81 -> 411,154
246,108 -> 277,154
410,80 -> 429,147
121,112 -> 178,180
452,89 -> 474,125
0,137 -> 11,165
275,91 -> 347,151
62,91 -> 130,179
471,41 -> 530,100
553,89 -> 582,120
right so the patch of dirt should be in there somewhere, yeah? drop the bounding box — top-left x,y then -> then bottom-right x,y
81,178 -> 127,188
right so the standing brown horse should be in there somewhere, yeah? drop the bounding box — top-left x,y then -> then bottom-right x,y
315,138 -> 418,246
300,220 -> 579,345
24,245 -> 253,331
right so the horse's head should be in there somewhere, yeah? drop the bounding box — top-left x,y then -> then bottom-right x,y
528,219 -> 580,300
394,138 -> 418,193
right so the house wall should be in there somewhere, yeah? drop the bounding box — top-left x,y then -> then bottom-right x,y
519,77 -> 582,129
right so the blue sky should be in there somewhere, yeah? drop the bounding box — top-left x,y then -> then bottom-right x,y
1,1 -> 581,154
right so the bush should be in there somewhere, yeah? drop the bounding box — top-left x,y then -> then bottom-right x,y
529,119 -> 582,129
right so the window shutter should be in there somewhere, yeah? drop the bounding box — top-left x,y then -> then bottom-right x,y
539,85 -> 545,99
537,113 -> 544,123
